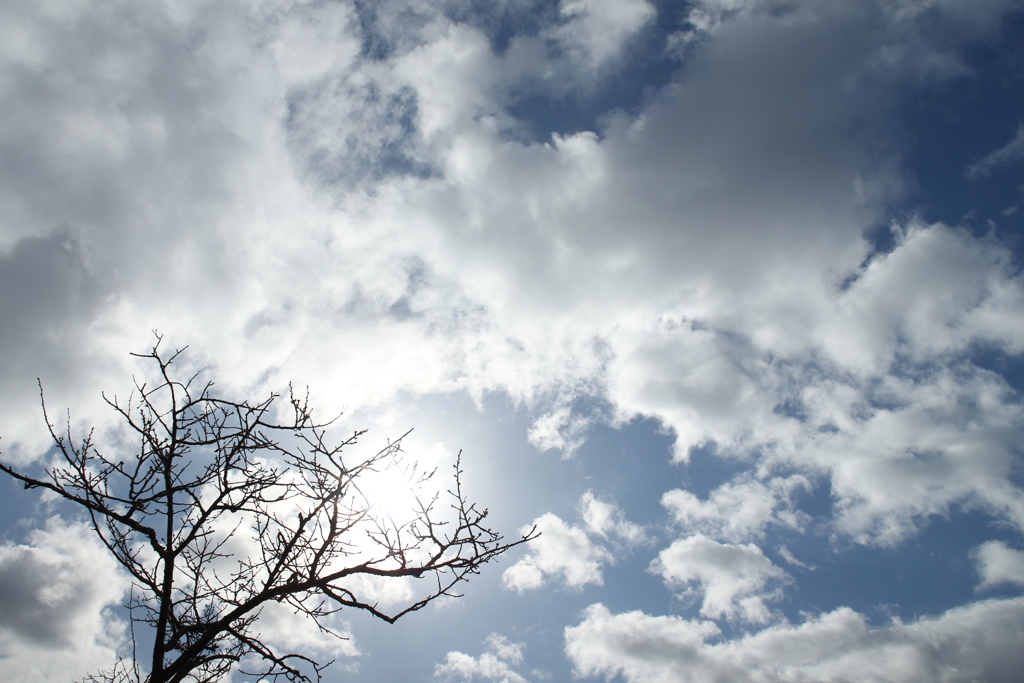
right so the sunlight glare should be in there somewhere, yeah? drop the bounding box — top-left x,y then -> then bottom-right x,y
356,462 -> 429,528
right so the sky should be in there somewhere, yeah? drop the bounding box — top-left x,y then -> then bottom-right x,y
1,0 -> 1024,681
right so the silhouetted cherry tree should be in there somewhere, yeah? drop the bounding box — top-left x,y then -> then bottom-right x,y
0,336 -> 534,683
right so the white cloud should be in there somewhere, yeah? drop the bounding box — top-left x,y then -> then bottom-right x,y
609,222 -> 1024,545
268,3 -> 361,85
566,597 -> 1024,683
552,0 -> 656,71
580,490 -> 647,544
503,491 -> 644,592
566,604 -> 723,682
798,366 -> 1024,545
527,396 -> 591,456
662,475 -> 811,543
816,222 -> 1024,372
435,633 -> 530,683
254,600 -> 359,661
975,541 -> 1024,590
0,517 -> 128,683
776,545 -> 810,570
503,512 -> 609,592
650,535 -> 788,624
394,23 -> 501,139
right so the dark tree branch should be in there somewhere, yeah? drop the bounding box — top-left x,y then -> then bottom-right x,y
0,335 -> 537,683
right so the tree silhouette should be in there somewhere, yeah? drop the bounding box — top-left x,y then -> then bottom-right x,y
0,336 -> 534,683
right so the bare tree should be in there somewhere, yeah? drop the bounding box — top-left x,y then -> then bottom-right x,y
0,336 -> 535,683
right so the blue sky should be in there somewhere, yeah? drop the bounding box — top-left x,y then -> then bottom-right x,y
2,1 -> 1024,681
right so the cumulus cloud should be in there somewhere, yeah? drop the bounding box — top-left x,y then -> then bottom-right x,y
975,541 -> 1024,590
503,491 -> 644,592
435,633 -> 530,683
0,517 -> 128,683
502,512 -> 610,592
566,598 -> 1024,683
650,535 -> 789,624
798,362 -> 1024,545
661,475 -> 811,543
615,222 -> 1024,545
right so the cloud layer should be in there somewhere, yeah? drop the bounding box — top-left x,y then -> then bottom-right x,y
2,0 -> 1023,681
566,598 -> 1024,683
0,518 -> 127,683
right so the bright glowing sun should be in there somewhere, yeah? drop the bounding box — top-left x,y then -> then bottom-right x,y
355,464 -> 428,528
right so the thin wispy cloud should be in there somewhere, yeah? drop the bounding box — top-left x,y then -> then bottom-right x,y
967,123 -> 1024,179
